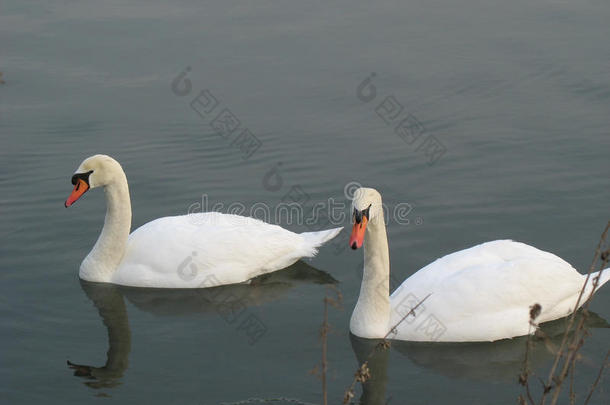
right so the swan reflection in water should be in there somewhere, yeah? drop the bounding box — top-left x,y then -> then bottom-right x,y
67,260 -> 337,389
349,312 -> 608,405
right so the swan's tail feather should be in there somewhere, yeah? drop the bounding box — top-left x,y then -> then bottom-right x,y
300,227 -> 343,257
583,268 -> 610,297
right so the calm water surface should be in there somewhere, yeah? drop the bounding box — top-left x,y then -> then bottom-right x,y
1,1 -> 609,404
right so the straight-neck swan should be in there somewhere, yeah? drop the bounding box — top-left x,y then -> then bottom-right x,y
64,154 -> 342,288
348,187 -> 609,342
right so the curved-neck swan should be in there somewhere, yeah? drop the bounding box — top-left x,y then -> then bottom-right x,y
348,187 -> 609,342
64,155 -> 342,288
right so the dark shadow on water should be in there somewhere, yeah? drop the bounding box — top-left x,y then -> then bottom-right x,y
68,260 -> 337,390
349,312 -> 608,405
392,312 -> 608,382
119,260 -> 337,316
349,334 -> 390,405
67,282 -> 130,390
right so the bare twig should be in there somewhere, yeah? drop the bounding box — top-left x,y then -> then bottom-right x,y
538,221 -> 610,404
520,303 -> 542,405
343,294 -> 431,404
569,349 -> 576,405
546,222 -> 610,405
322,296 -> 328,405
384,293 -> 432,340
316,285 -> 342,405
582,350 -> 609,405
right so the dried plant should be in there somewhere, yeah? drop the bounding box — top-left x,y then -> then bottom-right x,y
315,223 -> 609,404
519,221 -> 610,405
311,285 -> 343,405
342,294 -> 431,404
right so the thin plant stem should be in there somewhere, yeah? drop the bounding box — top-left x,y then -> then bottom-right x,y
322,296 -> 328,405
343,294 -> 431,404
582,350 -> 609,405
520,309 -> 539,405
569,348 -> 576,405
541,221 -> 610,403
317,285 -> 341,405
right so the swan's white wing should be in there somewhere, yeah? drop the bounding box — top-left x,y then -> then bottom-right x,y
113,213 -> 309,288
389,240 -> 585,341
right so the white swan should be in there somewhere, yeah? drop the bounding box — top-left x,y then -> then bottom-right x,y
348,187 -> 609,342
64,155 -> 342,288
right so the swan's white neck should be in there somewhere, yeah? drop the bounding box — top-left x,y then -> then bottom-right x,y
350,216 -> 390,338
80,173 -> 131,282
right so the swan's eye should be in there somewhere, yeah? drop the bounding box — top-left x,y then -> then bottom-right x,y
353,205 -> 372,224
353,208 -> 362,224
71,170 -> 94,185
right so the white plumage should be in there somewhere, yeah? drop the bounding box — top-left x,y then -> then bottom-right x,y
66,155 -> 342,288
113,213 -> 340,288
349,187 -> 609,342
389,240 -> 609,341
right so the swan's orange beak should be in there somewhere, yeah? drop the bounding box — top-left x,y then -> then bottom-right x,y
349,216 -> 367,250
65,179 -> 89,208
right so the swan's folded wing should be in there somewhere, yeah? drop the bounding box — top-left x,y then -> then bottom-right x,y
115,213 -> 306,288
388,240 -> 585,341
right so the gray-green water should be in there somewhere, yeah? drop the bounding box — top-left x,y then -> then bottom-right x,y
1,1 -> 609,404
